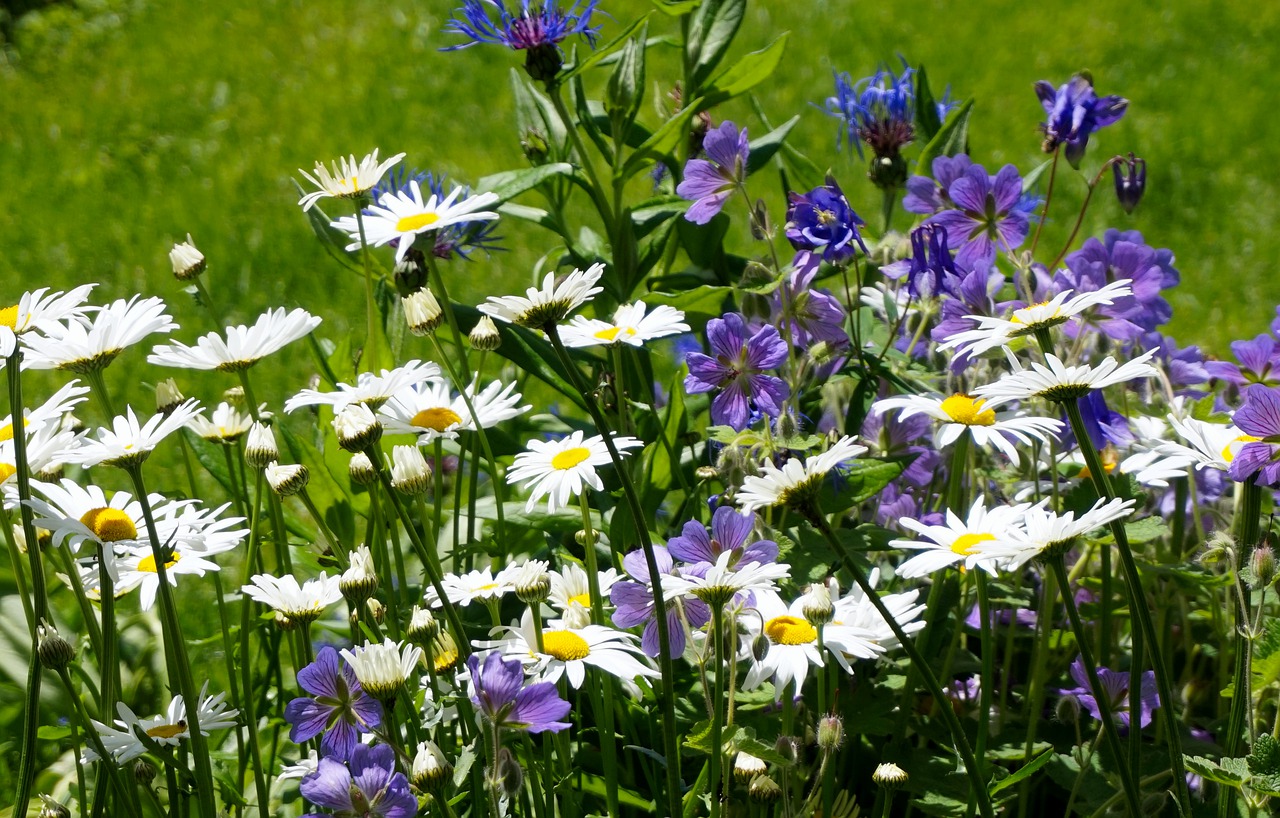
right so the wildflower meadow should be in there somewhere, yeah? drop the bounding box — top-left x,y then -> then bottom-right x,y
7,2 -> 1280,817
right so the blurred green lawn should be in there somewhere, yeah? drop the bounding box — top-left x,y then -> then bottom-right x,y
2,0 -> 1278,413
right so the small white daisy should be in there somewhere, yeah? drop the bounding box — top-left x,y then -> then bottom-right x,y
298,149 -> 406,211
187,401 -> 257,443
148,308 -> 321,372
115,537 -> 237,610
283,360 -> 442,414
59,400 -> 201,469
0,380 -> 89,440
22,296 -> 177,373
425,566 -> 518,608
379,378 -> 530,443
741,591 -> 828,696
661,550 -> 790,606
506,430 -> 643,513
891,498 -> 1032,578
548,562 -> 621,622
973,349 -> 1159,404
559,302 -> 690,348
340,638 -> 424,700
332,180 -> 500,263
975,497 -> 1136,571
939,280 -> 1134,357
1159,415 -> 1256,473
0,423 -> 81,507
735,436 -> 868,513
874,392 -> 1063,461
478,264 -> 605,329
0,284 -> 96,347
241,572 -> 342,623
27,478 -> 186,555
826,571 -> 927,667
83,683 -> 238,764
481,609 -> 659,689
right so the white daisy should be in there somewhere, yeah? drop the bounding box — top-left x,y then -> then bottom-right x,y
0,380 -> 89,440
297,149 -> 406,211
939,280 -> 1134,357
83,683 -> 238,764
59,400 -> 201,469
241,572 -> 342,623
548,562 -> 621,623
975,497 -> 1136,571
859,282 -> 919,321
891,498 -> 1032,578
340,638 -> 424,700
873,392 -> 1063,461
148,308 -> 321,372
425,566 -> 517,608
559,302 -> 690,348
478,264 -> 605,329
27,479 -> 187,555
187,401 -> 256,443
735,436 -> 868,513
481,609 -> 659,689
278,749 -> 320,781
115,537 -> 237,610
826,571 -> 926,667
379,378 -> 530,443
22,296 -> 176,373
0,423 -> 82,507
973,349 -> 1159,405
661,551 -> 790,606
506,430 -> 643,513
741,591 -> 828,696
1159,415 -> 1256,473
332,180 -> 500,263
0,284 -> 96,348
283,360 -> 442,414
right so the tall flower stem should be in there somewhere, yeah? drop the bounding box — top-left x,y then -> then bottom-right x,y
1046,157 -> 1124,271
546,83 -> 618,245
808,509 -> 995,818
708,603 -> 727,818
353,205 -> 382,372
236,471 -> 270,818
1028,145 -> 1060,258
974,570 -> 995,776
1222,479 -> 1263,818
1016,566 -> 1057,818
544,324 -> 682,818
54,667 -> 141,817
1044,555 -> 1142,816
577,493 -> 621,818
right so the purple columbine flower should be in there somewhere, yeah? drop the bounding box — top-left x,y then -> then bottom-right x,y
1034,73 -> 1128,167
785,177 -> 869,268
881,223 -> 959,299
300,743 -> 416,818
1206,334 -> 1280,388
824,64 -> 915,161
467,652 -> 571,733
1113,153 -> 1146,214
611,546 -> 710,658
924,164 -> 1029,271
1059,656 -> 1158,730
1227,385 -> 1280,485
285,647 -> 382,761
444,0 -> 602,82
677,121 -> 749,225
684,312 -> 790,430
667,506 -> 778,570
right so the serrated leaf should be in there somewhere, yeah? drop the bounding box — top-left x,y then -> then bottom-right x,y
915,99 -> 973,176
684,720 -> 741,755
1248,733 -> 1280,776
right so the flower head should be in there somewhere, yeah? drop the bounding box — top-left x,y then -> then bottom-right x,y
479,263 -> 604,330
300,744 -> 416,818
666,506 -> 779,570
506,430 -> 641,512
285,360 -> 442,414
973,349 -> 1158,404
379,378 -> 529,444
169,235 -> 206,280
873,392 -> 1063,461
297,149 -> 406,211
677,121 -> 750,224
1227,385 -> 1280,485
22,296 -> 176,374
977,497 -> 1136,570
890,498 -> 1030,578
332,180 -> 500,265
824,64 -> 916,163
482,609 -> 659,689
560,302 -> 690,348
735,436 -> 868,513
924,163 -> 1030,271
466,651 -> 572,733
785,177 -> 869,266
60,401 -> 201,469
242,572 -> 342,624
284,646 -> 383,760
1060,656 -> 1158,729
340,639 -> 424,701
1035,73 -> 1128,166
149,308 -> 321,372
683,312 -> 789,430
445,0 -> 602,81
84,683 -> 237,764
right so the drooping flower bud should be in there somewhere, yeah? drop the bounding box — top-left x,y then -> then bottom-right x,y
37,621 -> 75,671
1113,153 -> 1145,214
494,746 -> 524,798
817,715 -> 844,753
266,462 -> 310,497
404,289 -> 444,336
133,759 -> 158,785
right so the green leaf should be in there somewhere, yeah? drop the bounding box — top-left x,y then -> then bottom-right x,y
510,69 -> 567,152
37,725 -> 71,741
643,286 -> 734,324
745,114 -> 800,176
179,429 -> 235,496
620,98 -> 706,179
1021,158 -> 1054,193
687,0 -> 746,87
576,773 -> 654,810
684,720 -> 742,755
913,65 -> 943,142
915,99 -> 974,176
476,163 -> 574,202
470,498 -> 603,535
989,748 -> 1054,795
651,0 -> 699,15
1184,755 -> 1246,787
816,458 -> 903,512
1248,733 -> 1280,776
559,13 -> 653,81
450,304 -> 588,411
699,34 -> 789,110
605,23 -> 647,144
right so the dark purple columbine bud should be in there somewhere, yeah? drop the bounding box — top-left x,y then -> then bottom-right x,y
784,176 -> 869,266
1112,153 -> 1145,214
1034,72 -> 1128,168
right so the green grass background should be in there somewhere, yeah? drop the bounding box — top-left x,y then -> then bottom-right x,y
1,0 -> 1277,409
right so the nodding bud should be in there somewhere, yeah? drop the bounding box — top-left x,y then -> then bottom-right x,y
695,465 -> 719,482
412,741 -> 453,793
407,605 -> 440,645
265,462 -> 309,497
800,583 -> 835,626
133,759 -> 158,785
390,445 -> 432,496
1112,153 -> 1146,214
393,253 -> 428,298
575,528 -> 598,547
155,379 -> 185,415
817,715 -> 844,753
341,546 -> 379,604
333,404 -> 382,453
349,452 -> 378,486
36,621 -> 75,671
366,598 -> 386,625
245,422 -> 279,469
774,736 -> 800,765
752,632 -> 770,663
1199,531 -> 1236,566
872,762 -> 908,790
734,752 -> 767,782
38,795 -> 71,818
775,411 -> 800,440
1249,545 -> 1277,589
404,289 -> 444,336
169,234 -> 206,281
1055,693 -> 1081,724
223,385 -> 246,407
494,747 -> 524,798
748,774 -> 783,803
750,198 -> 771,241
469,315 -> 501,351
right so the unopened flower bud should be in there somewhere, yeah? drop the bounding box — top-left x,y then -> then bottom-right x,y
366,598 -> 386,624
1113,153 -> 1146,214
245,422 -> 279,469
393,254 -> 428,298
1250,546 -> 1277,589
521,129 -> 550,164
223,385 -> 245,407
334,404 -> 382,452
412,740 -> 453,793
748,774 -> 782,803
775,411 -> 800,440
511,560 -> 552,604
38,795 -> 70,818
349,452 -> 378,486
391,445 -> 432,496
873,762 -> 908,790
494,746 -> 524,798
774,736 -> 800,765
817,715 -> 843,753
169,234 -> 206,281
431,631 -> 460,673
133,759 -> 157,785
575,528 -> 598,547
749,199 -> 771,241
1055,693 -> 1081,724
266,462 -> 309,497
469,315 -> 501,351
407,605 -> 440,645
341,546 -> 379,604
36,621 -> 75,671
404,289 -> 444,336
868,153 -> 908,191
752,632 -> 770,663
155,379 -> 185,415
733,752 -> 767,782
800,583 -> 835,626
695,465 -> 719,482
523,43 -> 563,84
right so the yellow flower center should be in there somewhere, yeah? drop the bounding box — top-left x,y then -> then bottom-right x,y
0,463 -> 15,483
543,630 -> 591,661
1010,301 -> 1056,325
951,532 -> 995,556
396,212 -> 440,232
410,407 -> 462,432
0,304 -> 17,330
137,552 -> 181,573
940,394 -> 997,426
764,615 -> 817,646
0,417 -> 31,442
434,642 -> 459,673
551,447 -> 591,470
1223,435 -> 1262,463
594,326 -> 623,341
1078,446 -> 1120,479
146,722 -> 187,739
79,508 -> 138,542
569,592 -> 591,607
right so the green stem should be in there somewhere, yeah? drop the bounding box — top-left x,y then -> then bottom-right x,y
974,570 -> 995,778
709,604 -> 726,818
237,472 -> 270,818
577,493 -> 620,818
354,205 -> 382,371
1028,145 -> 1060,259
547,82 -> 618,241
55,667 -> 140,817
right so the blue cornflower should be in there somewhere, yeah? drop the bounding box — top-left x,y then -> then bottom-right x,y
444,1 -> 602,82
785,177 -> 869,268
369,168 -> 502,262
1034,73 -> 1128,167
824,64 -> 915,159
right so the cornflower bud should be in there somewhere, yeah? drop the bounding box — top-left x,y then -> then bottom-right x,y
412,740 -> 453,793
265,462 -> 310,497
872,762 -> 908,790
349,452 -> 378,486
37,621 -> 75,671
391,445 -> 432,496
155,378 -> 185,416
469,315 -> 501,351
169,234 -> 206,281
1112,153 -> 1145,214
341,546 -> 379,604
334,404 -> 382,453
748,775 -> 782,803
245,422 -> 279,469
404,288 -> 444,336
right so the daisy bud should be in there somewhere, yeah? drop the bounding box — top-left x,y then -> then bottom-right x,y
695,465 -> 719,482
431,631 -> 460,673
341,639 -> 423,702
367,598 -> 386,624
872,762 -> 908,791
133,759 -> 157,785
36,621 -> 75,671
817,715 -> 844,753
155,378 -> 185,415
404,288 -> 444,336
391,445 -> 432,496
800,583 -> 835,626
494,746 -> 524,799
468,315 -> 501,351
223,385 -> 245,407
341,545 -> 379,604
169,234 -> 206,281
38,795 -> 70,818
407,605 -> 440,645
334,404 -> 382,453
748,774 -> 782,803
510,559 -> 552,604
1249,545 -> 1277,589
411,740 -> 453,793
266,462 -> 310,497
349,452 -> 378,486
733,751 -> 767,782
575,528 -> 599,547
245,422 -> 279,469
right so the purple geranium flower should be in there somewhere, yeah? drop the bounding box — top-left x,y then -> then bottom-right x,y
1136,332 -> 1209,398
467,652 -> 571,733
684,312 -> 790,430
300,744 -> 416,818
903,154 -> 978,215
667,506 -> 778,570
1034,74 -> 1128,167
1206,334 -> 1280,388
772,266 -> 849,349
1228,385 -> 1280,485
785,177 -> 869,267
611,546 -> 710,658
677,121 -> 749,225
925,164 -> 1029,271
1059,656 -> 1158,730
285,647 -> 382,761
1058,230 -> 1177,340
932,267 -> 1016,372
